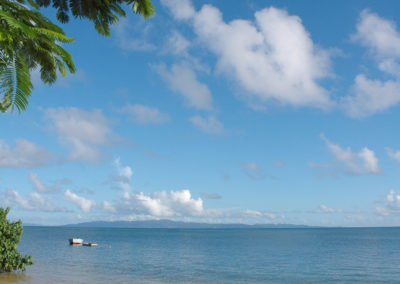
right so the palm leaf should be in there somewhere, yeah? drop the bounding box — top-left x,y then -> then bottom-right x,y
0,53 -> 33,113
132,0 -> 155,18
0,0 -> 75,112
31,27 -> 74,42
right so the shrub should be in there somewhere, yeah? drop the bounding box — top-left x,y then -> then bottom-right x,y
0,207 -> 33,272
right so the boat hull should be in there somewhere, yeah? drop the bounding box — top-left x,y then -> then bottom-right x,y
69,238 -> 83,245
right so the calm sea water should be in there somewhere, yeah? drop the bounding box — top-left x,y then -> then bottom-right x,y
1,227 -> 400,283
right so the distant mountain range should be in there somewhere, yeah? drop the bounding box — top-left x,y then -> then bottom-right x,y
62,219 -> 315,229
23,222 -> 43,226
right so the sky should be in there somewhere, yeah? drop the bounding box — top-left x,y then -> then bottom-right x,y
2,0 -> 400,226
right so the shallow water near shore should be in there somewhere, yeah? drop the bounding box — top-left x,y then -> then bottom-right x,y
3,226 -> 400,283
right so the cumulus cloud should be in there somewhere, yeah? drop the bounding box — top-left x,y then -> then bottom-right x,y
64,190 -> 96,213
162,1 -> 333,109
344,10 -> 400,117
189,115 -> 224,134
45,107 -> 114,162
122,189 -> 204,217
376,189 -> 400,216
154,63 -> 213,110
29,173 -> 61,193
353,10 -> 400,61
4,189 -> 66,212
96,188 -> 283,223
160,0 -> 195,20
119,104 -> 170,125
0,139 -> 52,168
386,147 -> 400,163
343,75 -> 400,117
319,134 -> 380,175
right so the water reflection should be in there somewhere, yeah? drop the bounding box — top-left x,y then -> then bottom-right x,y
0,272 -> 31,284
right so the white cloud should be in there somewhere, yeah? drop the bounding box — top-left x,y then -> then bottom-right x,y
317,204 -> 342,214
163,30 -> 210,73
94,188 -> 284,223
223,209 -> 284,222
353,10 -> 400,60
166,30 -> 191,56
114,18 -> 156,52
119,104 -> 170,124
112,157 -> 133,191
242,162 -> 270,180
45,107 -> 114,162
162,2 -> 333,109
320,134 -> 380,175
0,139 -> 52,168
102,201 -> 117,213
343,75 -> 400,117
160,0 -> 195,20
5,190 -> 33,211
64,190 -> 96,213
375,206 -> 390,217
4,189 -> 65,212
386,190 -> 400,205
154,63 -> 213,110
376,189 -> 400,216
189,115 -> 224,134
121,189 -> 204,217
344,10 -> 400,117
386,147 -> 400,162
29,173 -> 61,193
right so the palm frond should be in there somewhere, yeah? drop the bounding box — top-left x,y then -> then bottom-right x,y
132,0 -> 155,18
0,54 -> 33,113
31,27 -> 74,42
0,0 -> 75,112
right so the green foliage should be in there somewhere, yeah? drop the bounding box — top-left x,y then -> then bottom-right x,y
0,207 -> 33,272
0,0 -> 154,113
34,0 -> 155,36
0,0 -> 76,113
0,51 -> 32,113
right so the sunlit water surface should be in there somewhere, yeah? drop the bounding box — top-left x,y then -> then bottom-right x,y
1,227 -> 400,283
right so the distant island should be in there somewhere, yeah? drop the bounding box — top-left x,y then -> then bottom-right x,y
60,220 -> 317,229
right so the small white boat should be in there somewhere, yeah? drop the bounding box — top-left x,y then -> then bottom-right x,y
69,238 -> 83,245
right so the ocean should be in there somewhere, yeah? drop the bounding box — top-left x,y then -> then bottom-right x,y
1,227 -> 400,283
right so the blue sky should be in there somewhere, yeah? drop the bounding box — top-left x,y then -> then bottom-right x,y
2,0 -> 400,226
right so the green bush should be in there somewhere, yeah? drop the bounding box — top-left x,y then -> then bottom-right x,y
0,207 -> 33,272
